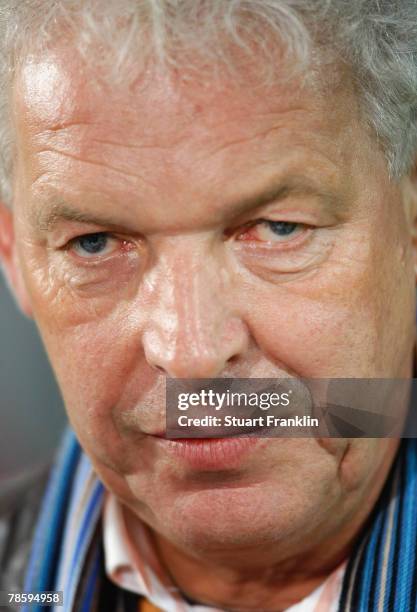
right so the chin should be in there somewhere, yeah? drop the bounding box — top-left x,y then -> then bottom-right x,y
149,483 -> 308,556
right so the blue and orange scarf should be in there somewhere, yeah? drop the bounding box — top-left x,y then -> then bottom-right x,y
23,429 -> 417,611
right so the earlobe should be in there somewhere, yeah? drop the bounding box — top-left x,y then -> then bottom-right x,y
0,202 -> 33,318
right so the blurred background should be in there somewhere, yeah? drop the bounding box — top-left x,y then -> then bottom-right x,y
0,274 -> 66,486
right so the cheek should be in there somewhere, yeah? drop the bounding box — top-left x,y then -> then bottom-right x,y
238,228 -> 415,378
46,320 -> 140,465
23,276 -> 150,470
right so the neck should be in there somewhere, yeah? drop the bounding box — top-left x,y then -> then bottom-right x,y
123,485 -> 377,612
151,533 -> 349,611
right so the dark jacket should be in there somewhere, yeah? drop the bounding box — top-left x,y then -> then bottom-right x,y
0,466 -> 50,599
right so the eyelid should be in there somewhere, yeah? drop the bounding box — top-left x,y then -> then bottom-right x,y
48,227 -> 111,251
234,219 -> 309,239
67,230 -> 113,245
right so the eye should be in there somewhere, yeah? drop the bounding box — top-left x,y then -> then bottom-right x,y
70,232 -> 117,258
237,220 -> 307,244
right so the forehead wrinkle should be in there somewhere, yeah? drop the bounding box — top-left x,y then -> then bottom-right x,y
37,145 -> 147,182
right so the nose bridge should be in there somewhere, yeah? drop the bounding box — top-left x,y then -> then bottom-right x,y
141,236 -> 247,377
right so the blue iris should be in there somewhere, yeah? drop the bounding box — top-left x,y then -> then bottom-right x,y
77,233 -> 108,254
268,221 -> 298,236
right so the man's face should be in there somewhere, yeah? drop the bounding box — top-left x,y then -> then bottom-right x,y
2,46 -> 417,562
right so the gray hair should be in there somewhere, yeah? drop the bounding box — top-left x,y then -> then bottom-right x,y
0,0 -> 417,205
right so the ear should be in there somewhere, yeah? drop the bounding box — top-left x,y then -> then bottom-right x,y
0,202 -> 33,317
400,167 -> 417,283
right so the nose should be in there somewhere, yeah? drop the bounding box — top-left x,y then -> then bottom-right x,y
141,241 -> 249,378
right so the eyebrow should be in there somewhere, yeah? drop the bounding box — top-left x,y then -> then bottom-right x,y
228,175 -> 349,221
32,200 -> 128,233
32,175 -> 348,233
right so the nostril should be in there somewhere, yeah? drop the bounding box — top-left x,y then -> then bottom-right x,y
150,363 -> 167,374
227,353 -> 241,365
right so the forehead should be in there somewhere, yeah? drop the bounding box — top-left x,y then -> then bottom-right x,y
11,44 -> 375,229
13,44 -> 355,150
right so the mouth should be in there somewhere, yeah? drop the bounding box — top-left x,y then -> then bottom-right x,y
151,434 -> 264,470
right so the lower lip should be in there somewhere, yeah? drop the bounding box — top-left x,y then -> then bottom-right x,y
153,436 -> 263,470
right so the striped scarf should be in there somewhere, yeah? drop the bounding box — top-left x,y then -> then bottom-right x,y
23,429 -> 417,612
